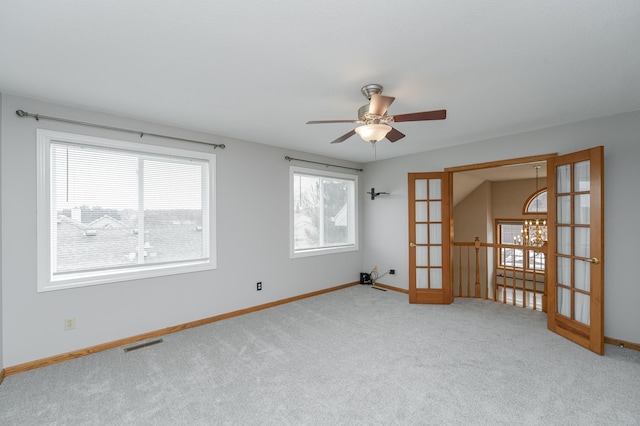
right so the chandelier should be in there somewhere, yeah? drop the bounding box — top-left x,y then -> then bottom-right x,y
515,165 -> 547,247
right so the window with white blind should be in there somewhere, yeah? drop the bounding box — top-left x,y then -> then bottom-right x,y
290,166 -> 358,258
36,129 -> 216,291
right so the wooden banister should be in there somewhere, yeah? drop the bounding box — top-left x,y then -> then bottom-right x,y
453,238 -> 547,311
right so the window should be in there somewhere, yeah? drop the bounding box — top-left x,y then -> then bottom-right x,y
37,129 -> 216,291
498,221 -> 524,268
524,189 -> 547,214
290,166 -> 358,257
497,186 -> 548,272
497,221 -> 546,271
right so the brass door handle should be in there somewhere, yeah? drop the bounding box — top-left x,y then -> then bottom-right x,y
585,257 -> 600,265
409,242 -> 416,247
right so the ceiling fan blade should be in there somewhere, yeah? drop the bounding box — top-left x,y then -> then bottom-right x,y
386,127 -> 406,143
392,109 -> 447,122
330,129 -> 356,144
369,94 -> 395,116
307,120 -> 360,124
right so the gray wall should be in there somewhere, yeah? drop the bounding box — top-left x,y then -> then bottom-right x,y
454,177 -> 548,242
0,94 -> 365,367
2,92 -> 639,369
362,110 -> 640,345
492,178 -> 547,221
0,93 -> 3,371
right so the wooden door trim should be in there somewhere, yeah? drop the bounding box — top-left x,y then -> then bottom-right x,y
444,153 -> 557,173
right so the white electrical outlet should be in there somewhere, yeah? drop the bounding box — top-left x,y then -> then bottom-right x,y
64,317 -> 76,331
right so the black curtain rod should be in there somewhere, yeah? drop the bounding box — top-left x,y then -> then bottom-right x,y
15,109 -> 226,149
285,155 -> 363,172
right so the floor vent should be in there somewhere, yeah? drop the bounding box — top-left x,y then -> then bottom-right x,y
124,339 -> 164,353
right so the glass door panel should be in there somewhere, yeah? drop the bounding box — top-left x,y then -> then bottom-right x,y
430,246 -> 442,267
408,172 -> 451,304
574,161 -> 590,191
575,195 -> 590,224
416,224 -> 428,244
430,269 -> 443,289
413,178 -> 442,287
557,287 -> 571,317
557,164 -> 571,192
557,196 -> 571,224
574,260 -> 590,291
416,269 -> 428,288
547,146 -> 604,354
429,201 -> 442,221
557,226 -> 571,255
416,247 -> 428,267
429,224 -> 442,244
575,293 -> 590,325
553,158 -> 593,321
415,179 -> 428,199
574,228 -> 590,257
416,202 -> 428,221
557,257 -> 571,285
429,179 -> 441,198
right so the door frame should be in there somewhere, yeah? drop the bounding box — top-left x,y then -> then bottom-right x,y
443,153 -> 557,303
407,154 -> 557,306
436,150 -> 606,354
444,153 -> 558,175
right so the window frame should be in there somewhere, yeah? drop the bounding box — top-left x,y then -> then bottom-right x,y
289,166 -> 358,258
36,129 -> 217,292
497,220 -> 525,269
496,219 -> 546,272
523,188 -> 547,215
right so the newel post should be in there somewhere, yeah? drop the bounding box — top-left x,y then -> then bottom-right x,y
474,237 -> 481,298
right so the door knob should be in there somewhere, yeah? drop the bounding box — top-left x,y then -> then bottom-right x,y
409,242 -> 416,247
586,257 -> 600,265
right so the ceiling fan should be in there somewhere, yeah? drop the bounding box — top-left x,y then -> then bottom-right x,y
307,84 -> 446,144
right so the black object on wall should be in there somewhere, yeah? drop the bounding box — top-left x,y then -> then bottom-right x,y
366,187 -> 389,200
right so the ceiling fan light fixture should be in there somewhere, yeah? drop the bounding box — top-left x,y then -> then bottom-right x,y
355,123 -> 392,143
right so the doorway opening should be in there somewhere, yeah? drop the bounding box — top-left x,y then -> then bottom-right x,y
411,147 -> 605,354
447,155 -> 554,312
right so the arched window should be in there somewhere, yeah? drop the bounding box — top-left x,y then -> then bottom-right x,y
497,187 -> 548,272
524,189 -> 547,214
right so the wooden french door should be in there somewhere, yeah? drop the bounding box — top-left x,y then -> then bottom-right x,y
547,146 -> 604,354
408,172 -> 452,304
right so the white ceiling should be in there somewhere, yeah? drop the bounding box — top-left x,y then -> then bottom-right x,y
2,1 -> 640,163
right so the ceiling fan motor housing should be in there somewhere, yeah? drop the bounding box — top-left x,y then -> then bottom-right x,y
358,104 -> 370,121
360,83 -> 384,100
359,84 -> 392,123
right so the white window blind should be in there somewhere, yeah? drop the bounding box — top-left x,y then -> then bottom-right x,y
37,130 -> 216,291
